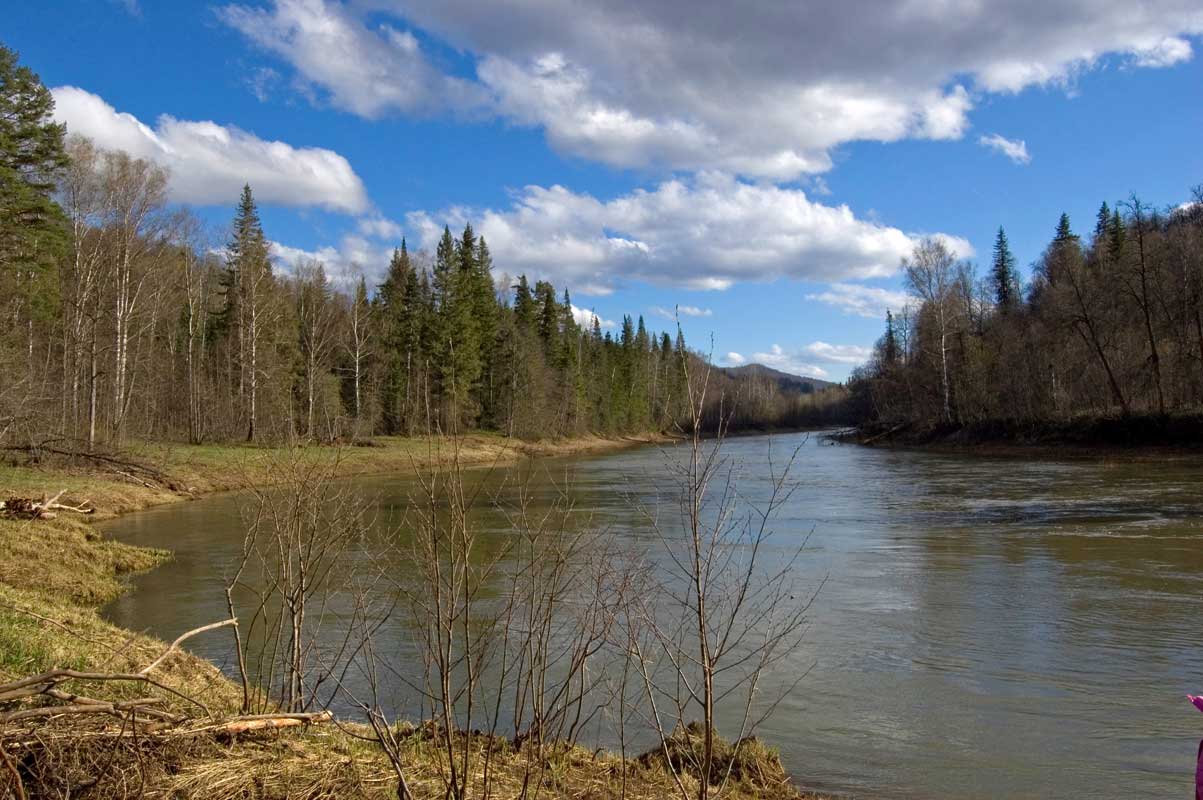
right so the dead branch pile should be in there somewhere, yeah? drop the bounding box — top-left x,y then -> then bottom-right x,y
0,620 -> 333,799
0,491 -> 94,520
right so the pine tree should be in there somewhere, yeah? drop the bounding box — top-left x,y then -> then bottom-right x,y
991,226 -> 1018,311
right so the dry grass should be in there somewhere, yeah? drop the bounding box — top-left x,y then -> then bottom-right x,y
5,723 -> 816,800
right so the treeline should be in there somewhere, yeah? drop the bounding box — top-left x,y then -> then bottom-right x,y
0,45 -> 835,448
850,192 -> 1203,432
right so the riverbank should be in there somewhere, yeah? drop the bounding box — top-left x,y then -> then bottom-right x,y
0,432 -> 823,800
842,414 -> 1203,460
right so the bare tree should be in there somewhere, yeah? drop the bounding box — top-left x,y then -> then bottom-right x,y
904,237 -> 961,424
628,352 -> 816,800
225,448 -> 367,714
295,259 -> 339,440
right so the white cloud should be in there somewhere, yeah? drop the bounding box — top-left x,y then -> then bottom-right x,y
1130,35 -> 1193,67
725,352 -> 746,366
570,304 -> 616,329
651,305 -> 713,320
271,235 -> 393,287
52,86 -> 369,213
357,215 -> 404,240
217,0 -> 491,118
408,173 -> 961,294
246,67 -> 281,103
978,133 -> 1031,165
746,344 -> 829,380
802,341 -> 873,365
221,0 -> 1203,178
806,283 -> 915,319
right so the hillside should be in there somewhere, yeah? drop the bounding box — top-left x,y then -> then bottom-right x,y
721,363 -> 837,395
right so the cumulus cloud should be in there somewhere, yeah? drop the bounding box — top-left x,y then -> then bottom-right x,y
271,235 -> 393,287
806,283 -> 914,319
357,215 -> 404,240
802,341 -> 873,365
725,352 -> 746,366
52,86 -> 369,213
221,0 -> 1203,178
407,173 -> 959,294
979,133 -> 1031,164
651,305 -> 712,320
217,0 -> 491,117
570,304 -> 616,329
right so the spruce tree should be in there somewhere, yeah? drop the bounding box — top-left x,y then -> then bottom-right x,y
883,310 -> 899,367
991,226 -> 1018,311
222,185 -> 276,441
1094,202 -> 1112,248
377,242 -> 414,433
1109,208 -> 1126,262
432,225 -> 480,423
0,46 -> 68,326
1046,213 -> 1079,287
513,275 -> 537,329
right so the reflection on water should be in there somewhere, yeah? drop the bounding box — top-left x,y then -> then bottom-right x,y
102,434 -> 1203,799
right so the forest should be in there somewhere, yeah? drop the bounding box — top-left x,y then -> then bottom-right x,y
850,193 -> 1203,439
0,46 -> 842,451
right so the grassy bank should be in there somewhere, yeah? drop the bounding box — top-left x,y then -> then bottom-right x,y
0,432 -> 821,800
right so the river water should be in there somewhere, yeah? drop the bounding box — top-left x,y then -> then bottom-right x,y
101,433 -> 1203,799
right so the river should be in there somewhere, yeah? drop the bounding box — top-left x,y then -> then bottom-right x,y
100,432 -> 1203,799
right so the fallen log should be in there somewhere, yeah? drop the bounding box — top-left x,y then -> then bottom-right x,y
215,710 -> 334,735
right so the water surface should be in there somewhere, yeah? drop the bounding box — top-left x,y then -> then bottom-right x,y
102,434 -> 1203,799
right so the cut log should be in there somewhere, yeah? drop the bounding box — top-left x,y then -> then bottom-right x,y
217,710 -> 333,735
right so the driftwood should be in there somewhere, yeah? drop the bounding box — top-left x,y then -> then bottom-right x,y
0,490 -> 93,520
0,619 -> 330,740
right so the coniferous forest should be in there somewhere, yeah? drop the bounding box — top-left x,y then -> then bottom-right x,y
0,46 -> 840,450
850,198 -> 1203,440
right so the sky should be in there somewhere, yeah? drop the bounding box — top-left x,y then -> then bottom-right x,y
8,0 -> 1203,381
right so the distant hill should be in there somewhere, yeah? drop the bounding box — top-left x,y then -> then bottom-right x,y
719,363 -> 836,395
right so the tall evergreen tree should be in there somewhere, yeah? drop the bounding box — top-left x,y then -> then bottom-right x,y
991,226 -> 1018,311
432,225 -> 479,423
377,242 -> 416,433
0,46 -> 68,330
222,185 -> 277,441
882,310 -> 900,367
1093,202 -> 1112,248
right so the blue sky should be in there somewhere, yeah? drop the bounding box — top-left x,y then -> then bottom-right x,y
9,0 -> 1203,379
